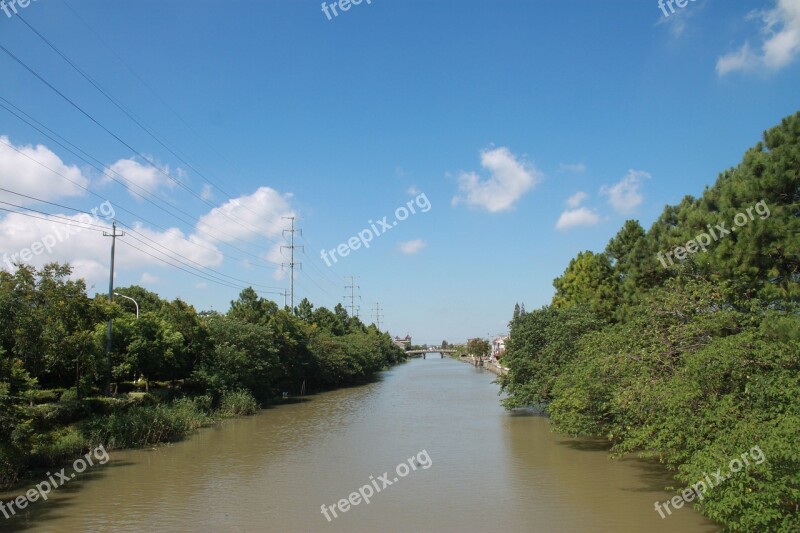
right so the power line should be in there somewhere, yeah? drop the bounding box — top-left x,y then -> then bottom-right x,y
0,43 -> 275,248
0,123 -> 278,268
0,102 -> 282,267
0,192 -> 284,293
61,0 -> 268,200
299,233 -> 344,288
14,14 -> 288,249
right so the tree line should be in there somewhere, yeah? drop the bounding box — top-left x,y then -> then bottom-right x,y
500,112 -> 799,531
0,273 -> 405,488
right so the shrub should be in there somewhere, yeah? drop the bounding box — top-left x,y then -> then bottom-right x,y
218,390 -> 259,417
34,389 -> 64,404
30,427 -> 88,467
59,388 -> 79,402
81,397 -> 212,449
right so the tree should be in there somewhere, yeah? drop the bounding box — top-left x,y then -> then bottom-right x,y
295,298 -> 314,323
228,287 -> 278,325
552,251 -> 619,321
467,338 -> 490,359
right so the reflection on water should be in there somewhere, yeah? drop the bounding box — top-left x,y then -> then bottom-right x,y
0,358 -> 719,532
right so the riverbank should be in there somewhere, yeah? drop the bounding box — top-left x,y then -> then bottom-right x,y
456,355 -> 508,376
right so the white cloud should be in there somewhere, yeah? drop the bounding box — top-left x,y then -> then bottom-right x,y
600,170 -> 650,214
109,158 -> 176,197
407,185 -> 420,195
200,184 -> 214,201
0,136 -> 298,287
140,272 -> 160,285
452,147 -> 542,213
717,0 -> 800,75
555,207 -> 601,230
559,162 -> 587,173
195,282 -> 208,289
0,135 -> 89,204
566,191 -> 588,208
0,211 -> 114,288
196,186 -> 293,244
717,43 -> 760,75
125,223 -> 224,268
399,239 -> 426,254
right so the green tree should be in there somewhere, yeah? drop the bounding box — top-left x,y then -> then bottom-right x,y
552,251 -> 619,320
228,287 -> 279,325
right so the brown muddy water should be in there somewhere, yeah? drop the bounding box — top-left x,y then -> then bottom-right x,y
1,357 -> 719,532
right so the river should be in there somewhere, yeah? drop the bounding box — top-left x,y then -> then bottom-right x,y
1,357 -> 719,532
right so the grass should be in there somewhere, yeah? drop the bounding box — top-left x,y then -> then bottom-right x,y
217,390 -> 260,417
81,396 -> 213,450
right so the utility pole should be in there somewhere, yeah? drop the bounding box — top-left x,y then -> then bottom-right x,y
103,220 -> 124,396
372,302 -> 384,330
281,216 -> 303,314
344,276 -> 360,318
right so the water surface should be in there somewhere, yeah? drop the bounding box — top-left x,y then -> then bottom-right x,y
1,357 -> 719,532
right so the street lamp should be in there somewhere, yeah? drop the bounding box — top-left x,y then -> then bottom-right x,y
114,292 -> 139,319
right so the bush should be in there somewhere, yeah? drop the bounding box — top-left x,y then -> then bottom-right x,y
218,390 -> 259,417
30,427 -> 89,467
59,388 -> 79,402
34,389 -> 64,404
80,397 -> 212,449
31,401 -> 90,430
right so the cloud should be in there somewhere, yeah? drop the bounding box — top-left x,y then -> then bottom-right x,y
196,186 -> 293,244
717,43 -> 760,74
399,239 -> 426,254
600,170 -> 650,214
565,191 -> 588,208
195,282 -> 208,289
407,185 -> 420,195
0,137 -> 298,287
559,162 -> 587,173
140,272 -> 160,285
555,207 -> 601,230
0,189 -> 295,288
717,0 -> 800,75
0,211 -> 114,288
452,147 -> 542,213
200,184 -> 214,201
109,157 -> 176,197
0,135 -> 89,204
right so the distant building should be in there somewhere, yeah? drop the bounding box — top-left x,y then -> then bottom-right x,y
491,336 -> 508,358
393,334 -> 412,349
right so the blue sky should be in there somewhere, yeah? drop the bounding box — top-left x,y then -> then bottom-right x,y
0,0 -> 798,343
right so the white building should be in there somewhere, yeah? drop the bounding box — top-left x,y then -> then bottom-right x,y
491,336 -> 508,358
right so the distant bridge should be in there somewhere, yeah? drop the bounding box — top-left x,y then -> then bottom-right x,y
405,349 -> 457,359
